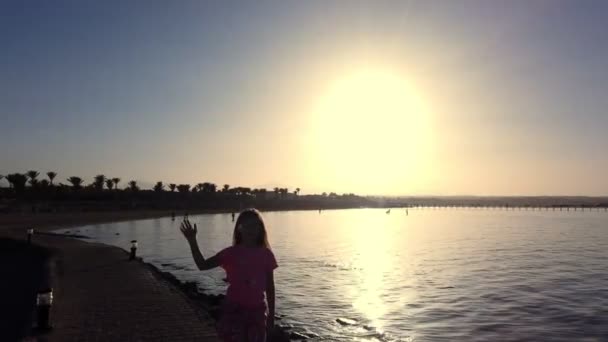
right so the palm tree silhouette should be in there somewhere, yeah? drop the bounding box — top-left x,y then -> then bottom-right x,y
105,179 -> 114,190
6,173 -> 28,193
26,170 -> 40,187
202,182 -> 217,193
223,184 -> 230,193
169,183 -> 177,192
67,176 -> 84,190
280,188 -> 289,198
112,178 -> 121,190
177,184 -> 191,193
46,171 -> 57,185
153,181 -> 164,192
295,188 -> 301,196
128,180 -> 139,191
93,175 -> 106,191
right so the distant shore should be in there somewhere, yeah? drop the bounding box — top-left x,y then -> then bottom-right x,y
3,196 -> 608,234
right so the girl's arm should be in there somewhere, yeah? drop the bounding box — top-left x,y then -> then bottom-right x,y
187,237 -> 220,270
266,270 -> 276,332
180,220 -> 220,270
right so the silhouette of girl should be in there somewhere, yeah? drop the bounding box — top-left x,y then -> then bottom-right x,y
180,209 -> 278,341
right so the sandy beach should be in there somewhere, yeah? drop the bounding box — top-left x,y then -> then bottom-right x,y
0,211 -> 223,341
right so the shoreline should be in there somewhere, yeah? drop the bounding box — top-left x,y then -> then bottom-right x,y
0,211 -> 307,341
0,207 -> 355,235
137,256 -> 309,340
48,232 -> 311,341
68,237 -> 303,341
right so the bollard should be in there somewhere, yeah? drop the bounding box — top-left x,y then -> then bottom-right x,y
27,228 -> 34,245
130,240 -> 138,260
36,288 -> 53,331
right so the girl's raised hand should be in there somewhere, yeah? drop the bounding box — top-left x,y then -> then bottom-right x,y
180,219 -> 198,241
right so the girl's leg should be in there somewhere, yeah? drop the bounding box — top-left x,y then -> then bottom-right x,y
217,303 -> 248,342
246,306 -> 268,342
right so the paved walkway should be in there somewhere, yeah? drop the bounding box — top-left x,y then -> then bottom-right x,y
1,215 -> 219,342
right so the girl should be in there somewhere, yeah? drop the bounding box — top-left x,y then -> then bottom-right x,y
180,209 -> 278,342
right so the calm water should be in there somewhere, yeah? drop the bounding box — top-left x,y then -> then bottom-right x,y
57,208 -> 608,341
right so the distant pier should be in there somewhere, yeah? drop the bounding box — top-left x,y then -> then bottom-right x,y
397,204 -> 608,211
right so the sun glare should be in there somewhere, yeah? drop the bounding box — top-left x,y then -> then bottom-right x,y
309,69 -> 433,194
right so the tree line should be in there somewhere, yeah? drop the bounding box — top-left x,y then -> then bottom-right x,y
0,171 -> 308,198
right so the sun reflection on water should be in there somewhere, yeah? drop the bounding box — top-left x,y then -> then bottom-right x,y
350,215 -> 393,330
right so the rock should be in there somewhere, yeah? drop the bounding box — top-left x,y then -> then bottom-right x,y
208,294 -> 224,305
269,328 -> 291,342
182,281 -> 197,291
336,317 -> 357,326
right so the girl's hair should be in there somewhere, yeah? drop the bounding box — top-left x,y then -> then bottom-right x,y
233,208 -> 270,248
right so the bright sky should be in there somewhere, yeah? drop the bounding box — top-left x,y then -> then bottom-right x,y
1,1 -> 608,196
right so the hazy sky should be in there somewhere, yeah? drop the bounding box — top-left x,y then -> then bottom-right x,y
2,1 -> 608,196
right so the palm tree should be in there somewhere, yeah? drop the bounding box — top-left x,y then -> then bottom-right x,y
105,179 -> 114,190
112,178 -> 121,190
169,183 -> 177,192
67,176 -> 84,190
280,188 -> 289,197
6,173 -> 28,193
295,187 -> 301,196
93,175 -> 106,191
222,184 -> 230,193
46,171 -> 57,185
153,181 -> 164,192
128,180 -> 139,191
177,184 -> 191,193
26,170 -> 40,187
202,182 -> 217,193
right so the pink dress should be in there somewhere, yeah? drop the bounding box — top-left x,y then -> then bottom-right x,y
216,245 -> 278,342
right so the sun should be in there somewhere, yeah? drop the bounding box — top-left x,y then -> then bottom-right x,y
308,68 -> 434,194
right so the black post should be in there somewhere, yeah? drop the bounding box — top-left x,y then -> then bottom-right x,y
27,228 -> 34,245
130,240 -> 138,260
36,288 -> 53,331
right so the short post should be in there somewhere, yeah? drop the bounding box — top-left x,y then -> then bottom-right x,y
27,228 -> 34,245
36,288 -> 53,331
130,240 -> 138,260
